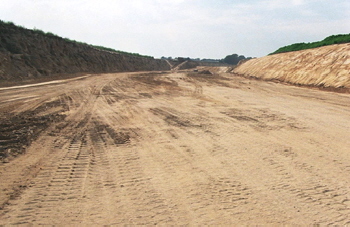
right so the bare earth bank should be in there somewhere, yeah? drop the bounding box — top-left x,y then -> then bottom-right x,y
234,43 -> 350,89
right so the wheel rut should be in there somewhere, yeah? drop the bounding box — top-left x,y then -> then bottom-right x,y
0,71 -> 350,225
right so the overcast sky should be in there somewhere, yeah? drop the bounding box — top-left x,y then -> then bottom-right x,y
1,0 -> 350,58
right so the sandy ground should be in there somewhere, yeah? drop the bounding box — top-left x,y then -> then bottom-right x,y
0,69 -> 350,225
234,43 -> 350,89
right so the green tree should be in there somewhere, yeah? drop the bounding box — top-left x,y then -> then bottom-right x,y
223,54 -> 247,65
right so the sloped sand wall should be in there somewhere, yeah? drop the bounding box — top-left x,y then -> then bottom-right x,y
234,43 -> 350,88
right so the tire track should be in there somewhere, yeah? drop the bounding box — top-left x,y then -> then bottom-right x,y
1,71 -> 350,225
0,134 -> 91,224
261,148 -> 350,225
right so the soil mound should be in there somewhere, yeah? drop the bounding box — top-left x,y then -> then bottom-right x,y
0,21 -> 170,82
234,43 -> 350,89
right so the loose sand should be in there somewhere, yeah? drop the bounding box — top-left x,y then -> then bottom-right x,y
0,70 -> 349,225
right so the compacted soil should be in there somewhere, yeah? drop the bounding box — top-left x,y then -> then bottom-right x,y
0,69 -> 349,225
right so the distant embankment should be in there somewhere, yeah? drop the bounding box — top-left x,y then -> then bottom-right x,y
0,21 -> 170,82
234,43 -> 350,89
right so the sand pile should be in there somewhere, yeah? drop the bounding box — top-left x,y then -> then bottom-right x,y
234,43 -> 350,89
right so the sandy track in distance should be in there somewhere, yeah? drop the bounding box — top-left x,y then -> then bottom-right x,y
0,70 -> 350,225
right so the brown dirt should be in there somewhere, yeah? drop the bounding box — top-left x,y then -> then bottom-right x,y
0,22 -> 171,82
0,69 -> 350,225
234,43 -> 350,89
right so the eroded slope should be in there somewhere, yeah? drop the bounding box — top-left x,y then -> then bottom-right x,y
0,21 -> 170,82
234,43 -> 350,89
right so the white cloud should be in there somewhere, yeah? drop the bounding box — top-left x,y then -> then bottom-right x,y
1,0 -> 349,58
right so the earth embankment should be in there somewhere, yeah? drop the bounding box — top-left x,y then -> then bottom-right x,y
0,22 -> 170,82
234,43 -> 350,89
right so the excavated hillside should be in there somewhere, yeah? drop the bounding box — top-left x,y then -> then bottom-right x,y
0,21 -> 170,82
234,43 -> 350,90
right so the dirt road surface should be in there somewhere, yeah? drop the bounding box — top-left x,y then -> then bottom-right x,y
0,69 -> 350,225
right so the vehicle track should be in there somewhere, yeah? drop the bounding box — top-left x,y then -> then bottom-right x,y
0,70 -> 350,225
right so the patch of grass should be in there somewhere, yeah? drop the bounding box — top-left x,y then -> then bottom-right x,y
91,45 -> 153,58
270,34 -> 350,55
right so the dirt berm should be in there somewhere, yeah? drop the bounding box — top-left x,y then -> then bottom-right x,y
234,43 -> 350,89
0,21 -> 170,82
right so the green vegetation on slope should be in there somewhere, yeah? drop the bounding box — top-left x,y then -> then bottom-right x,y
270,33 -> 350,55
0,19 -> 153,58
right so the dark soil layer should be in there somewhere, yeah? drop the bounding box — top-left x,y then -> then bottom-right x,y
0,98 -> 68,162
0,22 -> 170,82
